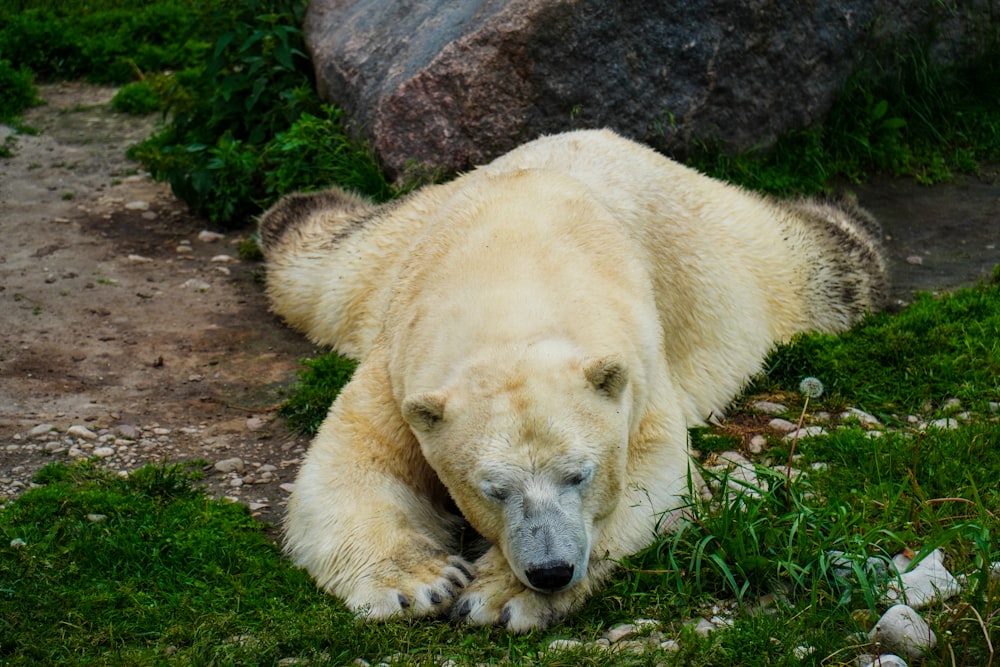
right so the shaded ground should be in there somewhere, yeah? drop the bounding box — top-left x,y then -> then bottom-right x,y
1,82 -> 998,527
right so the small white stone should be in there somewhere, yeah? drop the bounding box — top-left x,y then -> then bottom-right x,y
86,514 -> 108,522
127,254 -> 154,263
175,245 -> 194,254
942,398 -> 962,411
860,655 -> 908,667
27,424 -> 56,438
547,639 -> 583,651
905,255 -> 923,265
180,278 -> 210,291
67,425 -> 98,440
752,401 -> 788,415
792,645 -> 815,659
279,483 -> 296,494
10,538 -> 27,549
691,617 -> 717,636
93,446 -> 115,458
604,623 -> 639,643
841,407 -> 881,427
198,230 -> 225,243
210,254 -> 237,263
718,450 -> 751,466
246,417 -> 266,431
927,418 -> 958,430
229,478 -> 244,488
768,418 -> 798,433
869,604 -> 936,660
659,639 -> 680,652
748,434 -> 766,454
887,549 -> 961,608
125,200 -> 150,211
782,426 -> 827,441
215,457 -> 245,474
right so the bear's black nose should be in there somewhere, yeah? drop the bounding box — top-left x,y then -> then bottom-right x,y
526,562 -> 575,591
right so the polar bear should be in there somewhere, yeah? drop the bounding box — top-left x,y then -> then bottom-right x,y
259,129 -> 886,631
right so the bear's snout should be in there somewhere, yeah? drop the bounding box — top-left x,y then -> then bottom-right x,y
525,562 -> 575,592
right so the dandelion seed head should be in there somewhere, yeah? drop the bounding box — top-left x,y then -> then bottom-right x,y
799,376 -> 824,398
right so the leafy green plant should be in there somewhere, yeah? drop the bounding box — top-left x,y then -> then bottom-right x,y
127,0 -> 393,227
0,3 -> 210,84
262,106 -> 393,202
0,58 -> 39,123
111,79 -> 163,114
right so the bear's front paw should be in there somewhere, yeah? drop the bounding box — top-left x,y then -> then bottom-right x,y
350,552 -> 475,620
451,548 -> 577,632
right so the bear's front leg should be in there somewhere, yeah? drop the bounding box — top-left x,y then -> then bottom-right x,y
452,546 -> 611,632
284,355 -> 473,619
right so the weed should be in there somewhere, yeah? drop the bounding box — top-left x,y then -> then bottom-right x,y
0,58 -> 40,123
111,79 -> 163,115
279,353 -> 359,435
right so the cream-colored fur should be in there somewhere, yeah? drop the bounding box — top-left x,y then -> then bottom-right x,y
260,129 -> 886,631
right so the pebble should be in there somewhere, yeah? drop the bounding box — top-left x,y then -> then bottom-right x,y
869,604 -> 936,660
93,446 -> 115,458
246,417 -> 266,431
27,424 -> 55,438
210,254 -> 237,263
181,278 -> 210,291
858,655 -> 908,667
547,639 -> 583,651
768,418 -> 798,433
215,457 -> 245,474
198,230 -> 226,243
127,254 -> 154,263
926,418 -> 958,430
941,397 -> 962,411
66,425 -> 98,440
885,548 -> 961,608
841,407 -> 881,427
782,426 -> 827,441
124,200 -> 150,211
748,434 -> 766,454
752,400 -> 787,415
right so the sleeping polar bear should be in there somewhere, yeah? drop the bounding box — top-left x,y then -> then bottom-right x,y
259,129 -> 887,632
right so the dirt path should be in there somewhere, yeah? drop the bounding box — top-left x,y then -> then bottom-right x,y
0,83 -> 316,526
1,83 -> 999,527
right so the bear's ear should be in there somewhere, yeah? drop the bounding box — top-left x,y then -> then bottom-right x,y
584,355 -> 629,399
402,392 -> 447,432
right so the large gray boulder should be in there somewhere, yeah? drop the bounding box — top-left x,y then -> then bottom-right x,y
304,0 -> 992,180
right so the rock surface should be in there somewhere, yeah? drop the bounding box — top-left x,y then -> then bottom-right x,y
305,0 -> 993,179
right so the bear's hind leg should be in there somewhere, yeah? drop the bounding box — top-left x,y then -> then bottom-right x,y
284,356 -> 474,618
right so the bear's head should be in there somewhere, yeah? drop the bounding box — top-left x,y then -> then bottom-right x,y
402,341 -> 632,594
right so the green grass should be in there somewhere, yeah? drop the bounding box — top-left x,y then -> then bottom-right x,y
762,280 -> 1000,416
4,284 -> 998,666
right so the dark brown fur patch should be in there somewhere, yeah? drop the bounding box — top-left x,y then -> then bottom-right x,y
257,188 -> 372,253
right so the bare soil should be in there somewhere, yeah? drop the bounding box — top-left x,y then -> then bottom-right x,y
1,83 -> 998,528
0,83 -> 317,527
